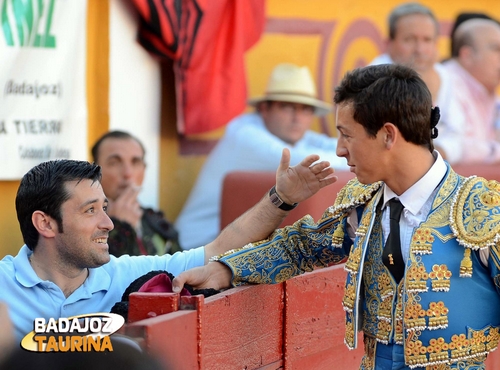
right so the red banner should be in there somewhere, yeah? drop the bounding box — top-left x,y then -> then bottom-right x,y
132,0 -> 266,134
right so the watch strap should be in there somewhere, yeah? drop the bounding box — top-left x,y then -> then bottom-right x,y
269,185 -> 298,211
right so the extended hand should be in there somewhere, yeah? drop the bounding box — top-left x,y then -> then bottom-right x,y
106,185 -> 143,229
172,262 -> 232,293
275,148 -> 337,205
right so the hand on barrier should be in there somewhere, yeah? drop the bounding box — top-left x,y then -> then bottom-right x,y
173,262 -> 232,293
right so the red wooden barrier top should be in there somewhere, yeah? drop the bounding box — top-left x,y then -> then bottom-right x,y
121,264 -> 499,369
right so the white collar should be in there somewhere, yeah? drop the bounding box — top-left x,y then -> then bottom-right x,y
382,150 -> 447,215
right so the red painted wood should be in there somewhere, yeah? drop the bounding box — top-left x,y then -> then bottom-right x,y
486,350 -> 500,369
220,171 -> 355,230
255,360 -> 284,370
123,263 -> 500,369
126,309 -> 200,369
283,264 -> 364,369
453,164 -> 500,182
200,284 -> 285,370
127,292 -> 179,323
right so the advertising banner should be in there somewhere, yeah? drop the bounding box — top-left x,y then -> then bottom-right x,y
0,0 -> 88,179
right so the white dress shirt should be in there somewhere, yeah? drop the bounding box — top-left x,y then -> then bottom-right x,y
381,151 -> 447,262
346,151 -> 488,265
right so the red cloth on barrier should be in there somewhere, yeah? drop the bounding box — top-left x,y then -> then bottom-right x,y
138,273 -> 191,296
131,0 -> 266,134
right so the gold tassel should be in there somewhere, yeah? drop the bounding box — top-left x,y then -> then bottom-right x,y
332,225 -> 345,245
459,248 -> 473,277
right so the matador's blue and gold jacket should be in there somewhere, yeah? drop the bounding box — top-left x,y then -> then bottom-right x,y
218,165 -> 500,369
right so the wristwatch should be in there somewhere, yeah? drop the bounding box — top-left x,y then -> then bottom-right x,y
269,185 -> 298,211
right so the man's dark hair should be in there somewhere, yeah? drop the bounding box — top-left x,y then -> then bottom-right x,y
91,131 -> 145,164
334,64 -> 433,151
15,160 -> 102,251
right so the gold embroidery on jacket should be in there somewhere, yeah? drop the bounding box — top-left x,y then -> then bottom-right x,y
339,172 -> 500,368
342,279 -> 356,312
411,228 -> 435,255
429,265 -> 452,292
345,246 -> 362,274
360,335 -> 376,370
450,177 -> 500,256
406,257 -> 430,293
427,301 -> 449,330
459,249 -> 473,278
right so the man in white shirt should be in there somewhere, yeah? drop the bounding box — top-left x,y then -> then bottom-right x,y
443,18 -> 500,163
176,63 -> 348,250
371,2 -> 465,163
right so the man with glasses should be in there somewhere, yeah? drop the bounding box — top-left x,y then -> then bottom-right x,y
176,63 -> 348,250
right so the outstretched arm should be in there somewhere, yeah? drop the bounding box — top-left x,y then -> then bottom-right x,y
203,148 -> 337,262
173,148 -> 339,292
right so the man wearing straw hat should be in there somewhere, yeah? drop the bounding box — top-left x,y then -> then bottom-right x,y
176,63 -> 348,250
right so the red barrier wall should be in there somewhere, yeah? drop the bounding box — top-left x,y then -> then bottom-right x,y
123,263 -> 500,369
124,164 -> 500,369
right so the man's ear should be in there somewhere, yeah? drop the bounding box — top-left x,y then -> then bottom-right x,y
32,211 -> 57,239
382,122 -> 398,149
458,45 -> 474,68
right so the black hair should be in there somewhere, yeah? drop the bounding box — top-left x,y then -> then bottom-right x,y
16,160 -> 102,250
91,131 -> 145,164
334,64 -> 433,151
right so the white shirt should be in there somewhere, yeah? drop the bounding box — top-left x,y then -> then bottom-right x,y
443,59 -> 500,164
381,151 -> 447,262
346,151 -> 488,265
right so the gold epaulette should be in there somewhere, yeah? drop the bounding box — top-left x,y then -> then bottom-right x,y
322,179 -> 382,248
331,179 -> 382,211
449,176 -> 500,276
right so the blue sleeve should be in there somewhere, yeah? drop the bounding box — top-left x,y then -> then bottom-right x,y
219,211 -> 349,286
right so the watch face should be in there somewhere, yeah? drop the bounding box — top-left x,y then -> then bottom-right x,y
269,185 -> 297,210
270,192 -> 283,207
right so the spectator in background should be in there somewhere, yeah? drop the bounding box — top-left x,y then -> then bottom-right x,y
92,131 -> 182,256
371,2 -> 465,163
449,12 -> 497,59
175,63 -> 349,250
443,18 -> 500,163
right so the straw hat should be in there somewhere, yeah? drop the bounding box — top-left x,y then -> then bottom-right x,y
248,63 -> 332,116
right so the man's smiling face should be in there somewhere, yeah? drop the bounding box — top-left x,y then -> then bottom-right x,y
54,179 -> 114,269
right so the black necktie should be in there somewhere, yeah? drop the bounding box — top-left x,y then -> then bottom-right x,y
383,198 -> 405,283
